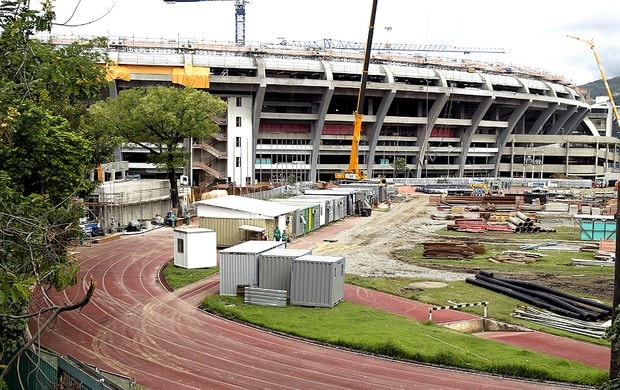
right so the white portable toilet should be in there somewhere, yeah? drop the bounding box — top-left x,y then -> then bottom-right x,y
173,228 -> 217,269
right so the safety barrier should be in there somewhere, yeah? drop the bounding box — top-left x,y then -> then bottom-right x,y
428,301 -> 488,321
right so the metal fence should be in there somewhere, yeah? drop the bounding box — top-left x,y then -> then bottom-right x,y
4,348 -> 135,390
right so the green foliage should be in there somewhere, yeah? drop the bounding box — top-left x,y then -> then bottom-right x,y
392,156 -> 407,177
86,86 -> 227,206
606,305 -> 620,345
580,76 -> 620,101
0,1 -> 108,372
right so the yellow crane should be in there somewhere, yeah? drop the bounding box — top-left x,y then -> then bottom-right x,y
335,0 -> 378,181
567,35 -> 620,129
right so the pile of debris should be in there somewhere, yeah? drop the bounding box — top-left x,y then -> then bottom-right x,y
513,306 -> 610,338
446,212 -> 556,234
423,241 -> 485,259
488,250 -> 546,264
466,271 -> 612,321
572,239 -> 615,266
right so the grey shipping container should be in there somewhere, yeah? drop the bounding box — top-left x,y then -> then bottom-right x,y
258,248 -> 312,295
290,255 -> 345,308
219,240 -> 286,296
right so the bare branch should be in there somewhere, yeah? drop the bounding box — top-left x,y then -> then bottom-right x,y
0,279 -> 96,379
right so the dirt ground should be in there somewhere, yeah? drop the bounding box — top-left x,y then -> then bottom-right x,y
311,186 -> 615,302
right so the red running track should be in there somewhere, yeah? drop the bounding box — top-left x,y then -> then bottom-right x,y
30,228 -> 582,389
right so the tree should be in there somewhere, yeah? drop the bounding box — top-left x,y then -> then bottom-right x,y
0,1 -> 108,384
392,157 -> 407,178
86,86 -> 228,208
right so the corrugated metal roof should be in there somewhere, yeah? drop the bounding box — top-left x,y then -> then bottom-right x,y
197,195 -> 298,218
220,240 -> 285,254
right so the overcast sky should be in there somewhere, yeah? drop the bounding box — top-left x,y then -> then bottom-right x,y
35,0 -> 620,86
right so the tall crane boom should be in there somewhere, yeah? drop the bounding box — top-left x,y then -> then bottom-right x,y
164,0 -> 248,45
568,35 -> 620,130
334,0 -> 378,182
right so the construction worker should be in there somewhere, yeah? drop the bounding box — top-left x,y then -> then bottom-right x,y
281,230 -> 289,247
273,226 -> 281,241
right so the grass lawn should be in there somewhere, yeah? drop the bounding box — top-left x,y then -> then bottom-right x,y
201,294 -> 608,387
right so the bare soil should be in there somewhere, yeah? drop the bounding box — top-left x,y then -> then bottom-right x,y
312,186 -> 614,302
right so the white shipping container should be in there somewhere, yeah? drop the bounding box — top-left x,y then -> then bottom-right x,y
219,240 -> 286,296
173,228 -> 217,269
290,255 -> 345,308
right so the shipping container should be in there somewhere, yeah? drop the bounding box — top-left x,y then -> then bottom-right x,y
173,228 -> 217,269
258,248 -> 312,295
290,255 -> 345,308
219,240 -> 286,296
577,216 -> 616,240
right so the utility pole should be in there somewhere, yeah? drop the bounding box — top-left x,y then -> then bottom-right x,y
612,183 -> 620,379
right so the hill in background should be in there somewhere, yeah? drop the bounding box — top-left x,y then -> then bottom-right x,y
579,76 -> 620,101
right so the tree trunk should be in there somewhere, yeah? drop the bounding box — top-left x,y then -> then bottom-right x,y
169,168 -> 179,209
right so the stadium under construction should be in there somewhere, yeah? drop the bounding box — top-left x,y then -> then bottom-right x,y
49,35 -> 620,187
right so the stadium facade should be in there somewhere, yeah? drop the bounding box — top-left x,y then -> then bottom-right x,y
70,37 -> 620,186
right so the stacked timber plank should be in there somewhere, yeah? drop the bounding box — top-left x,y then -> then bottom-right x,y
447,218 -> 514,233
573,239 -> 616,266
488,251 -> 545,264
423,241 -> 485,259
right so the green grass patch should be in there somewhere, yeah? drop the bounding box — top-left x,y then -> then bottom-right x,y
162,263 -> 219,290
201,295 -> 608,386
346,274 -> 611,346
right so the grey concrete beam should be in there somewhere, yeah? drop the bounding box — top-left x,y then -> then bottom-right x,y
414,70 -> 449,178
492,99 -> 531,177
309,60 -> 334,181
367,65 -> 396,178
458,74 -> 494,176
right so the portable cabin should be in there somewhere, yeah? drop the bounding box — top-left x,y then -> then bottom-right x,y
304,188 -> 369,216
271,199 -> 321,236
173,227 -> 217,269
197,195 -> 297,246
258,248 -> 312,295
219,240 -> 286,296
290,255 -> 345,308
339,182 -> 387,205
293,194 -> 347,223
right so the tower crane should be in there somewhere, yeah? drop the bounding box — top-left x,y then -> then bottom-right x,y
164,0 -> 248,46
567,35 -> 620,129
334,0 -> 378,182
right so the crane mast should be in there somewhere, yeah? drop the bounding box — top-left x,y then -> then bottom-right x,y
568,35 -> 620,130
335,0 -> 378,181
164,0 -> 248,45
